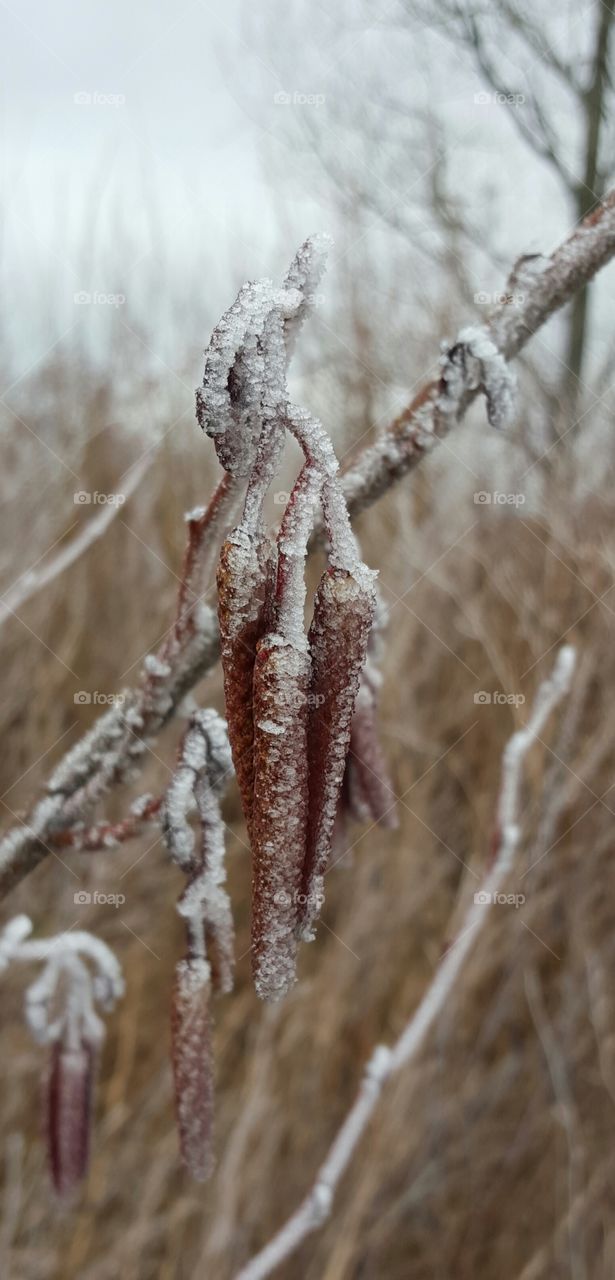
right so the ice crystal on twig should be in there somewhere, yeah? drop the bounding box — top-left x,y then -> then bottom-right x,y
437,324 -> 516,431
161,709 -> 234,1177
162,708 -> 234,990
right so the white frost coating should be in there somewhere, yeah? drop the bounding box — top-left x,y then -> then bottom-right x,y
185,505 -> 207,523
0,916 -> 123,1051
196,234 -> 333,527
234,646 -> 577,1280
162,710 -> 235,994
143,654 -> 172,679
495,644 -> 576,864
282,401 -> 375,592
438,325 -> 516,431
129,792 -> 155,817
274,461 -> 325,649
195,272 -> 304,478
283,232 -> 332,357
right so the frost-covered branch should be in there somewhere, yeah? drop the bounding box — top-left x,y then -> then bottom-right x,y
339,189 -> 615,515
0,915 -> 123,1196
234,646 -> 576,1280
50,794 -> 162,853
161,709 -> 234,1180
0,194 -> 613,899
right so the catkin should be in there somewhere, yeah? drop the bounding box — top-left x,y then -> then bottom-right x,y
217,530 -> 273,837
251,636 -> 311,1000
171,958 -> 215,1182
298,569 -> 375,939
47,1040 -> 94,1197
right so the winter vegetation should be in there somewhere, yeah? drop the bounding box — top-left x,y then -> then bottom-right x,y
2,3 -> 615,1278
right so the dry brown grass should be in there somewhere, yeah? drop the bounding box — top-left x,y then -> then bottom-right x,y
3,343 -> 615,1280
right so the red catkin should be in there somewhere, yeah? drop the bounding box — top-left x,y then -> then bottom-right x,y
171,957 -> 215,1182
298,568 -> 376,939
47,1040 -> 94,1198
251,636 -> 311,1000
345,691 -> 398,829
217,529 -> 273,837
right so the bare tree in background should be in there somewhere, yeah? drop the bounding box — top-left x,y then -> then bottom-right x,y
425,0 -> 615,404
246,0 -> 614,424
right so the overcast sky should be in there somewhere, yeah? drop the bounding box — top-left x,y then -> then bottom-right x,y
1,0 -> 610,374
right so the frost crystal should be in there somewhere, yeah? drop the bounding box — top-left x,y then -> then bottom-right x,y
437,324 -> 516,430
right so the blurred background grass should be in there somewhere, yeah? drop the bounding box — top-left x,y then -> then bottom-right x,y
3,1 -> 615,1277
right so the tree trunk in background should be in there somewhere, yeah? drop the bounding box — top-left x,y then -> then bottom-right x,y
565,1 -> 613,411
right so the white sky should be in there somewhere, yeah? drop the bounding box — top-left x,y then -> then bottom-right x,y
0,0 -> 611,374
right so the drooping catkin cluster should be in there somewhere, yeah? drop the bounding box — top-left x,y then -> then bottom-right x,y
0,915 -> 123,1196
161,709 -> 234,1180
196,237 -> 391,1002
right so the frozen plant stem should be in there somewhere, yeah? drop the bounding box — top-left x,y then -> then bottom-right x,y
234,646 -> 576,1280
161,709 -> 234,1178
